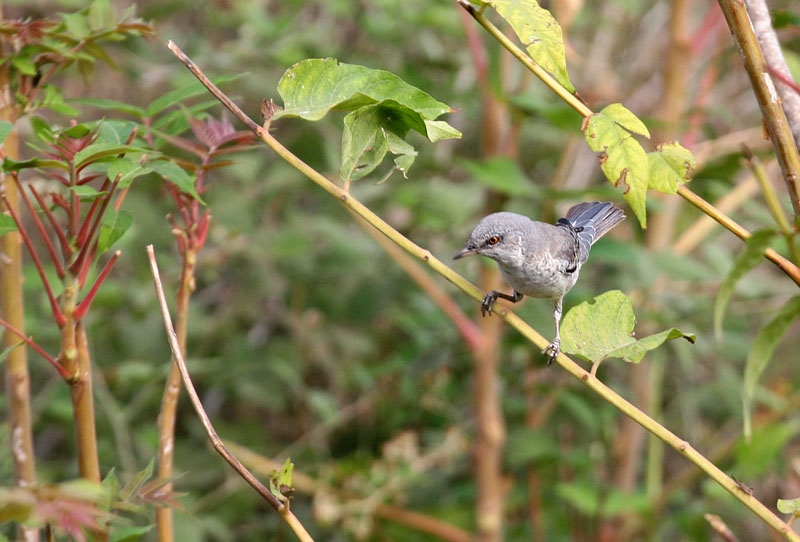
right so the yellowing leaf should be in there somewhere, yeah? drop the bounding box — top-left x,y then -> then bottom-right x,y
648,141 -> 695,194
486,0 -> 574,92
583,105 -> 650,227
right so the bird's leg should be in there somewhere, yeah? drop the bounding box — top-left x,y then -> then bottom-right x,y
480,289 -> 523,317
543,297 -> 563,365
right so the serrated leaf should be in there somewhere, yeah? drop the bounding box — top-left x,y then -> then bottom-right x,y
560,290 -> 694,364
486,0 -> 574,92
0,121 -> 14,145
149,160 -> 201,201
777,498 -> 800,515
743,296 -> 800,440
96,120 -> 138,146
0,214 -> 18,237
583,104 -> 650,227
106,158 -> 152,190
275,58 -> 453,122
274,59 -> 460,140
713,229 -> 776,340
98,209 -> 133,252
648,141 -> 695,193
600,103 -> 650,137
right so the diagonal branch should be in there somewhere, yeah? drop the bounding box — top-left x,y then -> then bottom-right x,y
146,245 -> 314,542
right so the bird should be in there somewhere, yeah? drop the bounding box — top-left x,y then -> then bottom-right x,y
454,202 -> 625,363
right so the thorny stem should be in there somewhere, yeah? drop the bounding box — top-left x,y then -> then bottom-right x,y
146,246 -> 315,542
167,40 -> 800,540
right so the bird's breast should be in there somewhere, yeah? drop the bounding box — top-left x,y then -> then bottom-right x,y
497,252 -> 579,299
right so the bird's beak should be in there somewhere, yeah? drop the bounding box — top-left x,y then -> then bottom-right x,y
453,246 -> 476,260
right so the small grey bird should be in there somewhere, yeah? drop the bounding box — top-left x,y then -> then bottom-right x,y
454,202 -> 625,363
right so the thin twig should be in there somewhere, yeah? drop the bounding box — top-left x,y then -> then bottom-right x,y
145,245 -> 314,542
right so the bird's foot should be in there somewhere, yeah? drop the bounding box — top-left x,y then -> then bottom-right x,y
480,291 -> 498,316
542,339 -> 560,365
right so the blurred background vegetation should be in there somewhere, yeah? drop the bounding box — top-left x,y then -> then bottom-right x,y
2,0 -> 800,540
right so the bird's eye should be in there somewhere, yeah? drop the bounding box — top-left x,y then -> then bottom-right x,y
487,235 -> 500,245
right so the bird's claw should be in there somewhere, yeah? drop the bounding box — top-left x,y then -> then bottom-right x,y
542,339 -> 560,365
480,292 -> 497,317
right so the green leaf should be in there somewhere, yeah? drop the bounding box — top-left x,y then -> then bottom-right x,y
340,105 -> 396,181
0,341 -> 24,364
98,209 -> 134,252
74,142 -> 143,170
600,103 -> 650,137
11,55 -> 37,76
2,157 -> 67,172
72,184 -> 106,201
110,525 -> 154,542
461,156 -> 536,197
423,119 -> 462,142
560,290 -> 694,364
150,160 -> 201,201
648,142 -> 695,194
143,75 -> 243,118
268,457 -> 295,503
484,0 -> 574,92
583,104 -> 650,227
96,120 -> 139,146
88,0 -> 115,32
62,12 -> 91,39
713,229 -> 776,340
274,58 -> 459,134
743,296 -> 800,441
106,157 -> 152,190
0,214 -> 17,237
70,97 -> 145,118
777,498 -> 800,515
0,487 -> 35,523
736,421 -> 800,476
0,121 -> 14,145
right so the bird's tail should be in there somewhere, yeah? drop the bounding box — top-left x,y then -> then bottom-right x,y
563,202 -> 625,262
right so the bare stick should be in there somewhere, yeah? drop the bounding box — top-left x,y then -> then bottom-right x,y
146,245 -> 314,542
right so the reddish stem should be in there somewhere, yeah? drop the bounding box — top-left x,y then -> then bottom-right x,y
14,179 -> 65,278
29,184 -> 72,267
0,316 -> 67,378
1,196 -> 66,327
69,175 -> 119,277
73,250 -> 121,321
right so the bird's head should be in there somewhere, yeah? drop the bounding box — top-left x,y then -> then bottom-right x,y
454,212 -> 529,266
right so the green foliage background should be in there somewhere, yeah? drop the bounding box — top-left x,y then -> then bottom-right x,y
2,0 -> 800,540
